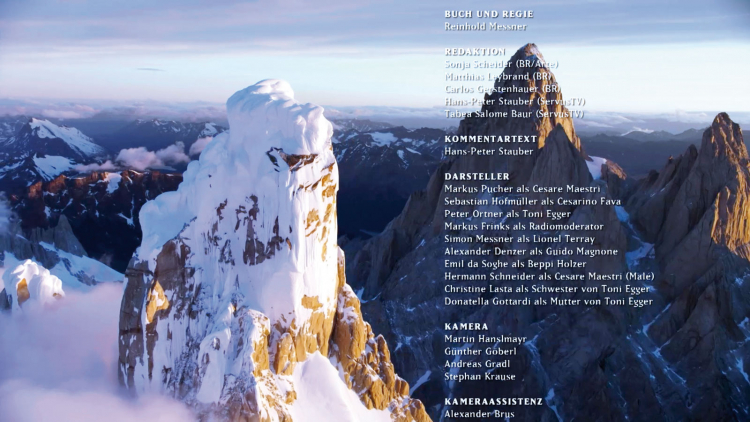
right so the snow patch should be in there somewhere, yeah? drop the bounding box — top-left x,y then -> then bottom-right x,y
33,155 -> 74,180
200,123 -> 218,137
289,352 -> 392,422
369,132 -> 398,147
737,358 -> 750,384
103,173 -> 122,195
586,156 -> 607,180
615,206 -> 629,223
545,388 -> 563,421
33,244 -> 123,290
117,212 -> 134,226
626,242 -> 655,270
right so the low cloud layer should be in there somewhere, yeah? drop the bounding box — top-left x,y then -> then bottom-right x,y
0,283 -> 194,421
75,142 -> 190,172
116,142 -> 189,171
74,160 -> 119,172
154,141 -> 190,165
188,136 -> 213,156
0,98 -> 227,123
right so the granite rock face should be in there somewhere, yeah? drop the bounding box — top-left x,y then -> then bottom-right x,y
627,113 -> 750,420
347,44 -> 750,421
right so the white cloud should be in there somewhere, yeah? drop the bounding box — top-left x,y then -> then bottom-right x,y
624,127 -> 655,135
155,141 -> 190,165
0,382 -> 195,422
41,105 -> 96,119
189,137 -> 212,156
0,99 -> 227,124
74,160 -> 119,172
0,283 -> 195,421
115,148 -> 161,171
72,143 -> 190,173
115,142 -> 188,171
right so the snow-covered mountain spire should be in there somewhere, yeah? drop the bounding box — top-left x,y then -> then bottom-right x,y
119,79 -> 430,422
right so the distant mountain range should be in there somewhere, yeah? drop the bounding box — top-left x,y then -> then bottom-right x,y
0,117 -> 108,192
15,170 -> 182,272
1,115 -> 447,240
334,125 -> 444,236
617,127 -> 705,142
97,118 -> 224,152
580,129 -> 704,178
0,112 -> 727,272
345,44 -> 750,421
0,116 -> 224,193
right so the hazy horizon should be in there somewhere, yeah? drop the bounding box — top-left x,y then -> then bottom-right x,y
1,0 -> 749,114
2,98 -> 747,136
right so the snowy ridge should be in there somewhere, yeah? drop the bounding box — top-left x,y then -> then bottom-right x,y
36,243 -> 124,289
289,353 -> 392,422
29,118 -> 106,158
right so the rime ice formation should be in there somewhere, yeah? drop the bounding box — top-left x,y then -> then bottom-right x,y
118,80 -> 430,422
1,260 -> 65,311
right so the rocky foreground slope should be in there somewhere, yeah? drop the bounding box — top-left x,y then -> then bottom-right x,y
347,43 -> 750,421
118,80 -> 429,421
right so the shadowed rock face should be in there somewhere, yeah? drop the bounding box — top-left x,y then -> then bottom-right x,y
348,43 -> 621,418
13,170 -> 182,271
626,113 -> 750,420
117,80 -> 430,422
334,126 -> 445,237
628,113 -> 750,294
657,113 -> 750,290
347,44 -> 750,421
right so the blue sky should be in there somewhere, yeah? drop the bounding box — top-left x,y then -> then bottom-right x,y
0,0 -> 748,113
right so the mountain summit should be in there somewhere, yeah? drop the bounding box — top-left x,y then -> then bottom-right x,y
348,43 -> 750,421
118,80 -> 429,421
